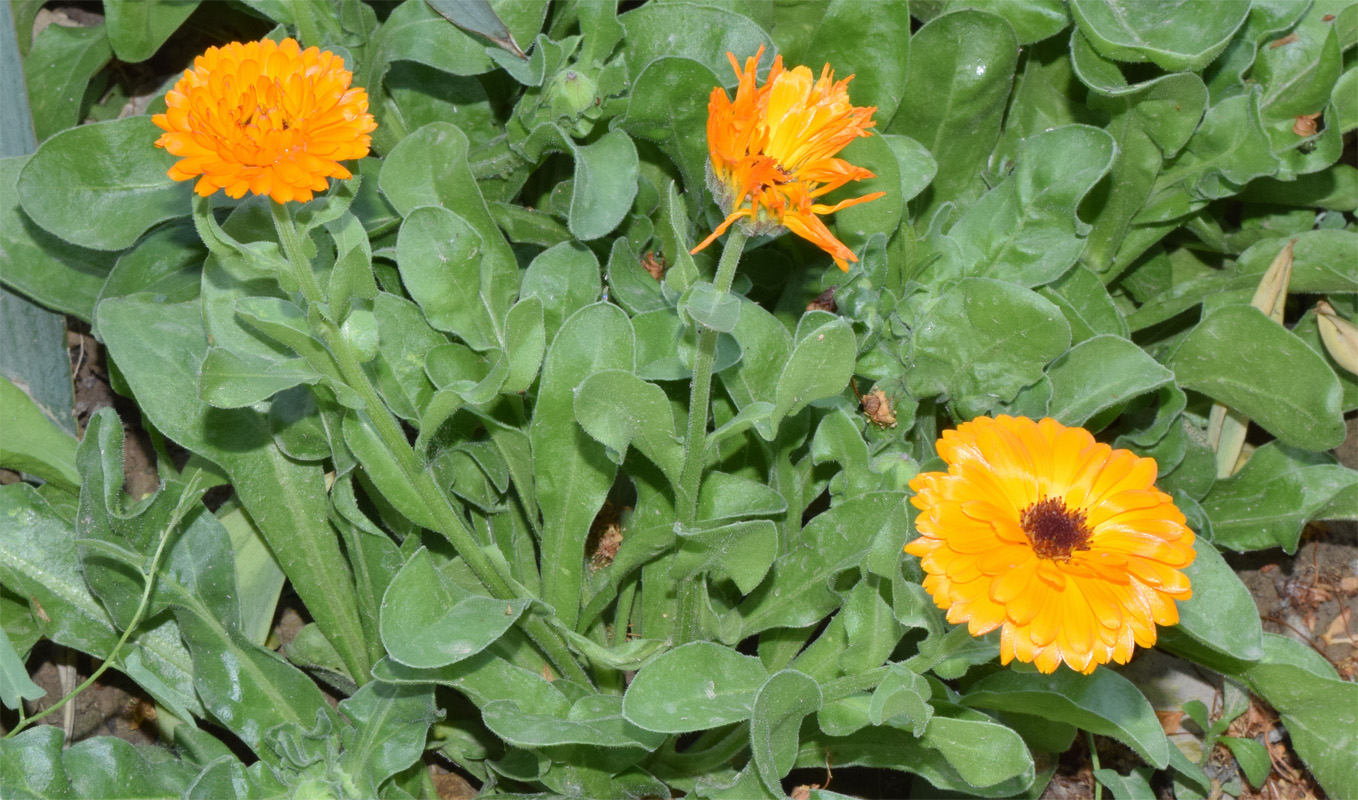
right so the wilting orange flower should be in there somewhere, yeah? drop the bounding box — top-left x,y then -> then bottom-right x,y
153,38 -> 376,204
690,46 -> 884,271
905,416 -> 1196,674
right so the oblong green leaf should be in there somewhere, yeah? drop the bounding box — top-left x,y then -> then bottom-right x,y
0,375 -> 78,488
531,302 -> 634,629
618,2 -> 772,79
889,10 -> 1018,206
623,641 -> 769,733
1171,304 -> 1345,451
962,668 -> 1171,768
379,548 -> 528,670
1240,634 -> 1358,800
567,129 -> 638,241
104,0 -> 200,62
943,124 -> 1115,287
1045,335 -> 1174,427
907,278 -> 1072,418
1070,0 -> 1249,72
17,117 -> 190,250
395,204 -> 513,352
1159,540 -> 1264,666
1200,442 -> 1358,552
574,369 -> 683,484
751,670 -> 823,795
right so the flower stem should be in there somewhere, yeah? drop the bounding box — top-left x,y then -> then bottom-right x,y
1089,730 -> 1103,800
674,227 -> 748,644
5,475 -> 205,740
269,201 -> 591,686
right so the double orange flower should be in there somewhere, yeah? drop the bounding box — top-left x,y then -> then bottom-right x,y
692,46 -> 885,271
153,38 -> 375,204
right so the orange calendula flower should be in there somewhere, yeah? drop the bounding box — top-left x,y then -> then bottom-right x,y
905,416 -> 1196,675
690,46 -> 885,271
153,38 -> 376,204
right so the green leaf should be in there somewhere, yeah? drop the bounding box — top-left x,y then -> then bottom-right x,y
921,713 -> 1036,792
531,303 -> 634,629
869,665 -> 932,734
395,204 -> 515,352
1160,540 -> 1264,666
1240,634 -> 1358,800
618,2 -> 772,79
681,282 -> 742,333
481,695 -> 666,749
574,369 -> 684,484
104,0 -> 200,62
380,548 -> 528,670
798,710 -> 1034,796
0,727 -> 70,798
1171,304 -> 1345,451
618,57 -> 721,195
65,736 -> 198,798
944,125 -> 1115,287
0,484 -> 118,656
1070,0 -> 1249,71
1040,265 -> 1128,343
775,313 -> 857,421
674,519 -> 778,595
889,10 -> 1018,206
915,0 -> 1070,45
378,119 -> 514,254
697,471 -> 787,522
0,375 -> 79,488
1094,767 -> 1157,800
342,410 -> 441,531
0,156 -> 109,320
22,21 -> 111,141
566,129 -> 639,241
779,0 -> 912,125
99,299 -> 371,683
93,219 -> 204,329
520,241 -> 602,341
1199,442 -> 1358,552
176,612 -> 331,760
502,297 -> 546,394
0,626 -> 43,708
962,668 -> 1171,768
1163,90 -> 1278,200
721,297 -> 792,413
368,292 -> 444,421
1045,335 -> 1174,427
882,134 -> 939,205
751,670 -> 822,795
738,493 -> 907,636
623,641 -> 769,733
198,347 -> 321,409
832,132 -> 903,256
1235,230 -> 1358,294
336,683 -> 440,797
1220,736 -> 1271,788
907,278 -> 1072,418
17,117 -> 190,250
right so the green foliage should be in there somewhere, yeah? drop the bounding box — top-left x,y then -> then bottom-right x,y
1,1 -> 1355,797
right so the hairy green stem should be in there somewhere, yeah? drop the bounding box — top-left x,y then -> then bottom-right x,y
270,202 -> 590,686
6,475 -> 204,739
674,227 -> 749,644
1089,730 -> 1103,800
